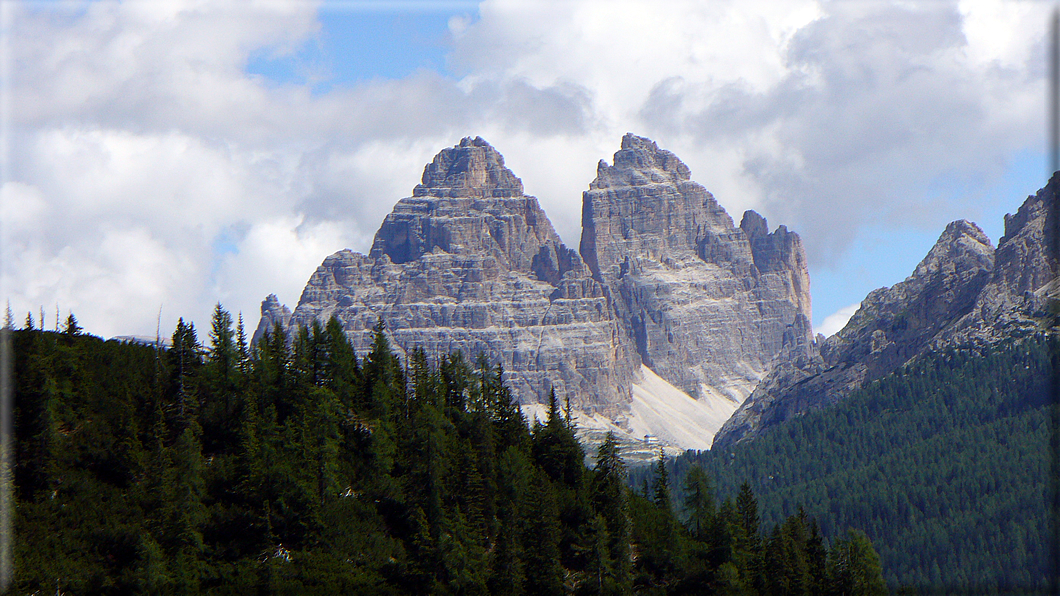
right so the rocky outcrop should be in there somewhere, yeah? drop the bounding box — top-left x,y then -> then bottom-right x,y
715,173 -> 1060,449
941,174 -> 1060,344
580,134 -> 814,404
255,134 -> 814,446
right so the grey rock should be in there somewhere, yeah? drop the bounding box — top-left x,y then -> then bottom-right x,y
580,133 -> 814,403
714,173 -> 1060,448
942,174 -> 1060,344
252,293 -> 292,344
258,137 -> 638,413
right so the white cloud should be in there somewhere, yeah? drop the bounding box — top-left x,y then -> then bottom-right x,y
1,0 -> 1051,342
817,302 -> 861,337
213,215 -> 355,321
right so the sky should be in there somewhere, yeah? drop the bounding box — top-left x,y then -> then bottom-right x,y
0,0 -> 1051,341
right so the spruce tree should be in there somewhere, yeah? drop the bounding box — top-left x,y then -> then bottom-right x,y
682,465 -> 715,542
827,529 -> 888,596
63,313 -> 80,336
652,449 -> 671,512
591,432 -> 631,592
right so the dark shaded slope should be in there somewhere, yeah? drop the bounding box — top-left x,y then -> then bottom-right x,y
659,335 -> 1055,593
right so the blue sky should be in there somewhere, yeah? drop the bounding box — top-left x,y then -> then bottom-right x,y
248,5 -> 476,91
2,0 -> 1050,339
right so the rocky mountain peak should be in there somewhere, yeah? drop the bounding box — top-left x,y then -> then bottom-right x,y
590,133 -> 692,190
369,137 -> 566,268
739,210 -> 770,239
911,219 -> 993,280
580,134 -> 813,403
252,293 -> 292,343
715,216 -> 1003,449
991,174 -> 1059,295
412,136 -> 523,198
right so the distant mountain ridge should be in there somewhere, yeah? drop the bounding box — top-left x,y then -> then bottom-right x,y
255,134 -> 813,452
714,174 -> 1060,448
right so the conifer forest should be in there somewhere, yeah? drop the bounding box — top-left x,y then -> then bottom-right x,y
11,306 -> 892,595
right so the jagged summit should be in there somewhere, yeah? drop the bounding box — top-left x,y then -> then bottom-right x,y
714,177 -> 1060,450
412,136 -> 523,198
369,137 -> 559,267
580,134 -> 813,404
910,220 -> 993,280
713,217 -> 998,449
590,133 -> 692,190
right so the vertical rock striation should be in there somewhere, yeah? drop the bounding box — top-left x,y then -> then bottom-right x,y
579,134 -> 814,404
255,136 -> 639,413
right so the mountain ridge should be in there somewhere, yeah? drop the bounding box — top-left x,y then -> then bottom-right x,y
714,174 -> 1060,448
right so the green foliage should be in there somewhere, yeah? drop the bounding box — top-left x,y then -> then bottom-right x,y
12,312 -> 891,595
654,334 -> 1056,594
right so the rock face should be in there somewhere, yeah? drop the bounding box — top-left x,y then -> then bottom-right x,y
255,136 -> 638,413
255,134 -> 813,446
941,174 -> 1060,344
580,134 -> 813,404
714,174 -> 1060,449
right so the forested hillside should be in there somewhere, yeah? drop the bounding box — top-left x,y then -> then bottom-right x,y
644,334 -> 1057,594
12,308 -> 887,595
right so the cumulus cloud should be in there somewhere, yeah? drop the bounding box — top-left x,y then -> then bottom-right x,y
1,0 -> 1051,340
817,302 -> 862,337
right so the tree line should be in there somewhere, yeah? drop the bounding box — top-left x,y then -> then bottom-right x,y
13,306 -> 886,594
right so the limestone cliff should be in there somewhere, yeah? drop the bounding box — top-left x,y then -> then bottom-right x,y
580,134 -> 813,404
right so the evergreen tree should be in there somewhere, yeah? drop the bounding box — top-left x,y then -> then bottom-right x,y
532,388 -> 585,488
167,318 -> 202,436
204,303 -> 240,451
734,481 -> 764,592
652,449 -> 671,512
236,312 -> 249,375
523,470 -> 564,595
682,465 -> 715,542
590,432 -> 631,592
827,529 -> 888,596
63,313 -> 80,336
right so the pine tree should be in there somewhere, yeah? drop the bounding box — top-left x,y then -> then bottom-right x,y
584,514 -> 614,595
168,318 -> 202,437
591,432 -> 631,592
682,465 -> 715,542
827,529 -> 888,596
734,482 -> 764,592
523,470 -> 564,595
63,313 -> 80,336
532,388 -> 585,488
236,312 -> 249,376
652,449 -> 671,512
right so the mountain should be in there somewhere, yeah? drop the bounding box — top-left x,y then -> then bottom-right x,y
714,174 -> 1060,448
255,136 -> 638,416
580,134 -> 813,404
256,134 -> 812,453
